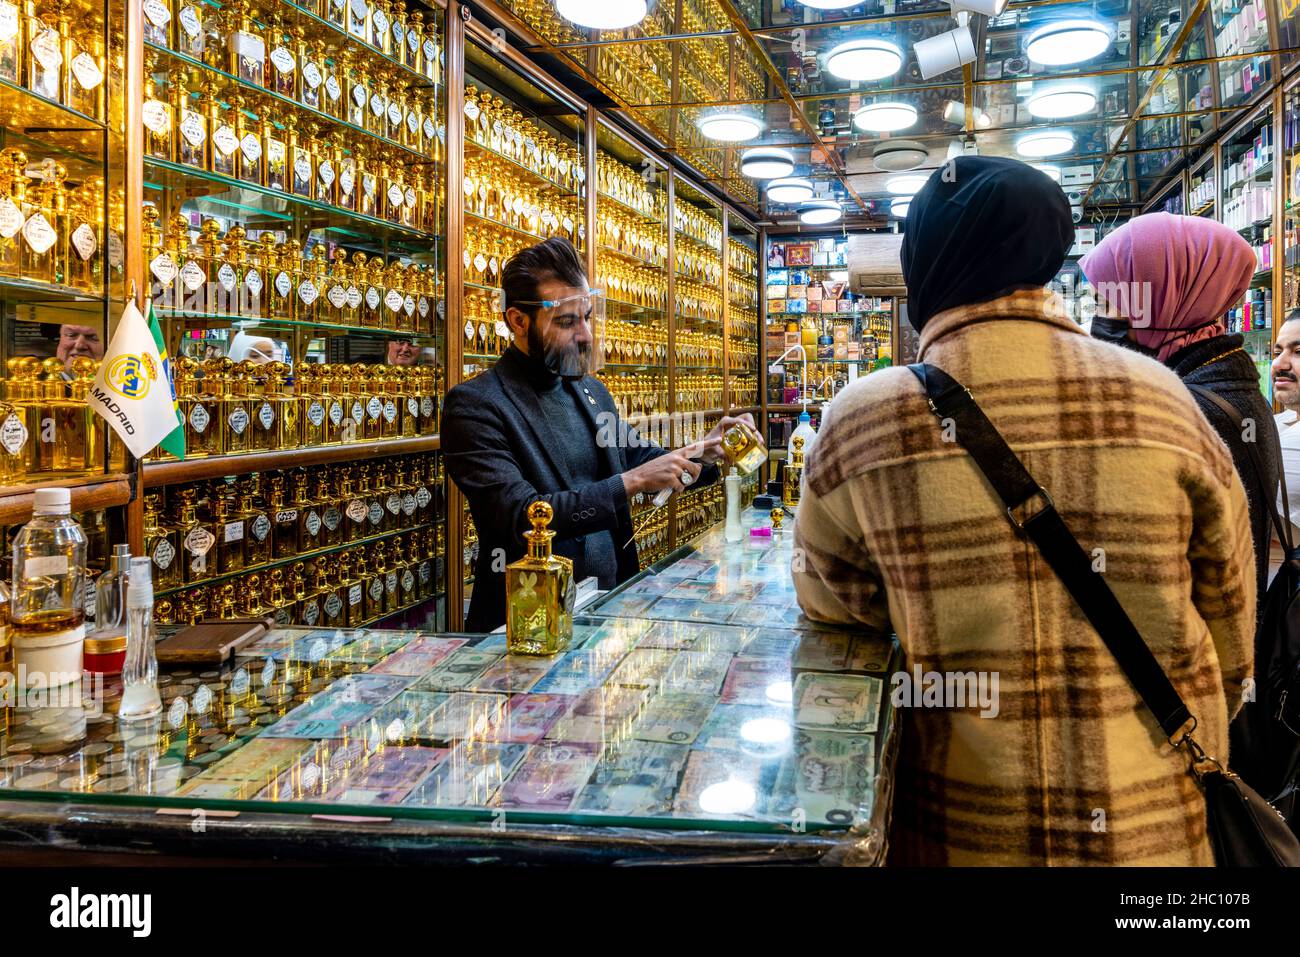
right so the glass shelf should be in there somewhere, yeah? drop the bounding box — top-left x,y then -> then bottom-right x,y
156,309 -> 441,340
465,136 -> 580,198
597,188 -> 663,224
147,41 -> 436,167
597,243 -> 663,270
144,157 -> 441,254
605,295 -> 665,317
673,229 -> 721,256
277,0 -> 439,91
0,273 -> 106,305
0,72 -> 107,133
464,208 -> 579,249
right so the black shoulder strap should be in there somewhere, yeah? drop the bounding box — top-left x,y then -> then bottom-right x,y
1185,383 -> 1293,552
908,363 -> 1192,740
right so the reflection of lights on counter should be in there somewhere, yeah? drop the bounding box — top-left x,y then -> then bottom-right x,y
766,680 -> 793,704
386,718 -> 406,742
740,717 -> 790,744
699,779 -> 757,814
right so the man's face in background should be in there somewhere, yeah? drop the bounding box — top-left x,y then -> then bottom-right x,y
57,324 -> 104,363
1273,318 -> 1300,409
388,339 -> 420,366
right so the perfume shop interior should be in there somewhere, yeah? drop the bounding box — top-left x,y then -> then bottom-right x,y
0,0 -> 1294,864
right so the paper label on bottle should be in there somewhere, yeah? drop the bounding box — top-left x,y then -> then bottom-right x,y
352,83 -> 367,109
298,278 -> 318,305
166,695 -> 187,729
418,296 -> 429,318
22,213 -> 56,255
211,124 -> 239,157
366,395 -> 383,420
251,514 -> 271,540
257,401 -> 274,430
245,268 -> 263,297
387,102 -> 402,127
178,3 -> 201,37
403,294 -> 415,317
416,485 -> 431,508
275,271 -> 292,297
327,283 -> 347,308
351,400 -> 364,424
0,2 -> 17,42
270,47 -> 295,74
143,0 -> 171,27
228,407 -> 249,435
142,99 -> 171,135
392,19 -> 404,44
419,561 -> 431,584
463,319 -> 474,340
346,499 -> 368,522
422,116 -> 436,141
304,511 -> 322,537
71,52 -> 104,91
325,75 -> 342,101
149,251 -> 177,285
293,155 -> 312,184
189,402 -> 209,433
368,578 -> 383,600
71,222 -> 98,261
330,592 -> 348,616
224,521 -> 244,543
240,132 -> 262,164
302,61 -> 322,89
185,526 -> 215,556
464,100 -> 480,121
192,682 -> 213,715
30,27 -> 61,71
307,401 -> 326,427
403,186 -> 417,209
384,288 -> 403,312
0,197 -> 23,238
318,160 -> 335,188
329,402 -> 344,427
362,173 -> 377,197
151,538 -> 175,571
406,397 -> 418,419
405,111 -> 418,136
1,412 -> 27,454
275,510 -> 298,524
401,492 -> 416,516
217,262 -> 237,291
420,397 -> 434,418
401,569 -> 415,593
370,7 -> 388,32
385,183 -> 403,208
346,285 -> 362,309
370,93 -> 385,117
177,111 -> 205,148
383,400 -> 397,423
385,571 -> 397,594
367,502 -> 383,525
23,554 -> 69,580
230,31 -> 265,61
423,38 -> 436,60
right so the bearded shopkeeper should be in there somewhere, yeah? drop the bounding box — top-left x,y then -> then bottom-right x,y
443,237 -> 755,631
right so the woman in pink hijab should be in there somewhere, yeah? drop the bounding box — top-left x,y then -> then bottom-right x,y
1083,211 -> 1279,793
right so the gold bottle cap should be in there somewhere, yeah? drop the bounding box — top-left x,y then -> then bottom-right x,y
525,500 -> 555,558
770,507 -> 784,529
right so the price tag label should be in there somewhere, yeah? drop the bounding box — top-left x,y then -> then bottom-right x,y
305,511 -> 322,537
297,278 -> 318,305
178,3 -> 201,37
401,493 -> 416,517
0,2 -> 18,43
370,93 -> 385,117
325,75 -> 342,101
366,286 -> 381,310
240,132 -> 262,163
367,502 -> 383,525
423,117 -> 435,140
294,155 -> 312,184
351,400 -> 364,424
270,47 -> 295,74
180,111 -> 206,147
403,294 -> 415,316
406,111 -> 418,135
224,521 -> 244,544
420,397 -> 434,418
339,165 -> 355,195
387,102 -> 402,126
257,401 -> 275,430
387,183 -> 404,207
30,27 -> 61,71
228,407 -> 249,435
323,507 -> 342,531
143,0 -> 170,27
189,403 -> 210,433
71,52 -> 103,90
185,526 -> 215,556
366,395 -> 383,420
152,539 -> 175,570
25,212 -> 64,255
213,124 -> 239,156
346,500 -> 368,522
495,319 -> 510,340
319,160 -> 335,187
71,223 -> 97,261
371,8 -> 388,32
418,296 -> 429,318
352,84 -> 367,109
329,402 -> 344,427
302,62 -> 322,89
416,486 -> 431,508
368,578 -> 383,600
383,400 -> 397,423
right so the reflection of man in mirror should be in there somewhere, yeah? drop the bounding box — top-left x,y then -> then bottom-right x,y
57,324 -> 104,362
228,331 -> 277,365
387,338 -> 420,366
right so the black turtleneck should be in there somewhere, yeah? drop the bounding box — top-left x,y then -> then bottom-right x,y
506,346 -> 620,588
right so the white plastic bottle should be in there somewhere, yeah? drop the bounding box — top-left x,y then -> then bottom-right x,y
724,467 -> 743,543
10,488 -> 87,690
119,557 -> 162,722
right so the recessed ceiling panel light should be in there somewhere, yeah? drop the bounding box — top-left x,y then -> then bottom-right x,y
767,177 -> 815,203
799,199 -> 842,225
891,198 -> 912,218
852,101 -> 917,133
555,0 -> 648,29
696,111 -> 763,142
1026,87 -> 1097,119
1016,129 -> 1075,157
1026,18 -> 1112,66
740,147 -> 795,179
872,139 -> 927,172
824,38 -> 903,82
887,173 -> 930,195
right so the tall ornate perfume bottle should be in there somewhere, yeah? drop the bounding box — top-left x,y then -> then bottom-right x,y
783,434 -> 804,508
505,501 -> 574,656
721,421 -> 766,474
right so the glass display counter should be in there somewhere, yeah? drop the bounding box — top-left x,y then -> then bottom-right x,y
0,511 -> 899,866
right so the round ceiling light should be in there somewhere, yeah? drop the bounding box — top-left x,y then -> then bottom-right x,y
555,0 -> 648,30
891,198 -> 911,218
1016,129 -> 1075,158
872,139 -> 927,172
696,111 -> 764,142
796,0 -> 860,9
1026,87 -> 1097,119
887,173 -> 930,195
824,38 -> 903,82
740,147 -> 795,179
1032,164 -> 1062,183
799,199 -> 842,225
767,177 -> 815,204
852,101 -> 917,133
1026,18 -> 1113,66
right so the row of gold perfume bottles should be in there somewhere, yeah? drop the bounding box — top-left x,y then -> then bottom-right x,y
728,376 -> 758,408
143,456 -> 442,590
596,154 -> 667,222
162,359 -> 443,460
144,67 -> 444,232
462,289 -> 510,357
144,214 -> 441,331
597,207 -> 666,268
1,357 -> 126,482
599,258 -> 665,311
676,277 -> 723,324
464,85 -> 585,196
464,154 -> 583,248
604,321 -> 665,366
728,239 -> 757,278
145,0 -> 443,86
594,371 -> 666,419
463,222 -> 533,289
728,339 -> 759,372
676,241 -> 722,287
674,201 -> 722,254
0,151 -> 107,292
0,0 -> 108,121
155,527 -> 444,628
729,275 -> 758,308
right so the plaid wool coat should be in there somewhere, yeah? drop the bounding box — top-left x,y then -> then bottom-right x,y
793,290 -> 1256,866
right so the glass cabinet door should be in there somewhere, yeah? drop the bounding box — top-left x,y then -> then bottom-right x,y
726,217 -> 758,412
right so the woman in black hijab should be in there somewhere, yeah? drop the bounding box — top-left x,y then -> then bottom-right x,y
900,155 -> 1074,330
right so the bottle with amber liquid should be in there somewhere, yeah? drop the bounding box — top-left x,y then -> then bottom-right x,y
65,356 -> 103,473
174,0 -> 205,58
20,167 -> 61,284
357,462 -> 384,536
263,108 -> 287,192
378,542 -> 399,614
194,357 -> 228,454
291,469 -> 322,554
361,364 -> 384,441
238,478 -> 272,566
65,14 -> 105,121
339,553 -> 364,627
0,149 -> 28,277
208,81 -> 239,178
264,360 -> 299,449
721,421 -> 766,474
268,474 -> 299,560
26,0 -> 64,102
297,242 -> 324,321
143,493 -> 180,591
266,235 -> 292,319
216,222 -> 245,316
297,364 -> 325,447
266,569 -> 293,626
174,70 -> 208,170
297,562 -> 323,627
317,471 -> 343,547
358,547 -> 382,621
241,221 -> 268,317
506,501 -> 575,655
65,176 -> 102,293
242,358 -> 272,452
265,11 -> 297,99
0,0 -> 22,84
210,489 -> 245,575
322,247 -> 348,322
222,358 -> 251,453
175,486 -> 216,585
324,364 -> 347,444
235,92 -> 263,186
339,466 -> 366,542
336,139 -> 358,211
142,58 -> 173,160
228,0 -> 265,86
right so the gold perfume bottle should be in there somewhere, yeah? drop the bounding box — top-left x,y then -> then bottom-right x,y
323,247 -> 348,321
175,486 -> 216,585
292,468 -> 322,552
297,363 -> 325,447
0,387 -> 29,484
65,14 -> 105,121
238,477 -> 272,566
265,11 -> 296,99
175,0 -> 204,58
263,107 -> 287,191
298,563 -> 323,626
721,421 -> 765,474
65,355 -> 102,473
228,0 -> 264,85
208,81 -> 238,177
26,0 -> 63,102
0,148 -> 27,277
222,357 -> 252,454
234,92 -> 262,185
506,501 -> 575,656
20,165 -> 61,284
211,488 -> 245,574
286,114 -> 312,198
143,493 -> 181,590
269,473 -> 298,559
265,360 -> 298,449
0,0 -> 22,84
783,435 -> 804,508
195,356 -> 229,454
339,465 -> 367,542
268,235 -> 294,319
359,548 -> 382,620
174,70 -> 208,170
65,176 -> 101,292
317,471 -> 343,547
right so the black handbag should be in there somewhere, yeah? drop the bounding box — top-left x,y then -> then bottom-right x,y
909,363 -> 1300,867
1185,384 -> 1300,819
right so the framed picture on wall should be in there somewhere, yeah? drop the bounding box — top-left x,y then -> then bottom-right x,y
767,244 -> 785,268
785,243 -> 814,267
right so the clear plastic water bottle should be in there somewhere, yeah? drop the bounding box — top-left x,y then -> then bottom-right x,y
119,557 -> 162,722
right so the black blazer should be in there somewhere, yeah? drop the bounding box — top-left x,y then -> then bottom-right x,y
442,347 -> 718,631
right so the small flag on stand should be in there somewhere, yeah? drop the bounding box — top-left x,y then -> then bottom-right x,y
88,299 -> 186,461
